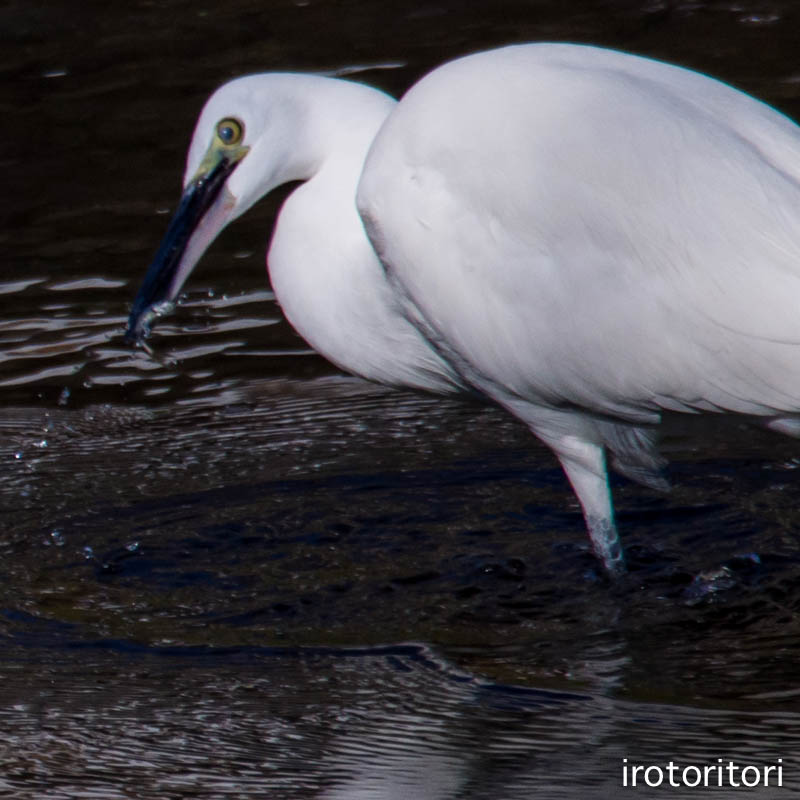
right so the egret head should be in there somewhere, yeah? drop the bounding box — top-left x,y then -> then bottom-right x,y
125,75 -> 318,343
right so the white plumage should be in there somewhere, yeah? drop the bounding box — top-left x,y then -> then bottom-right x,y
358,43 -> 800,573
127,74 -> 461,394
129,44 -> 800,576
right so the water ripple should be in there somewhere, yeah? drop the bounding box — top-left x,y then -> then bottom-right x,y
0,275 -> 309,406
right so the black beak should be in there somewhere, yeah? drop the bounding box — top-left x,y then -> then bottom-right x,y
126,156 -> 238,344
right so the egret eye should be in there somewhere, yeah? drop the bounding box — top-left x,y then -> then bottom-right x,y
216,118 -> 244,146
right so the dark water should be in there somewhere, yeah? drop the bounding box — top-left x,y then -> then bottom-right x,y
4,1 -> 800,797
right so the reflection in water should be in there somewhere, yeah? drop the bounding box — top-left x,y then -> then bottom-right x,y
0,642 -> 798,799
5,0 -> 800,795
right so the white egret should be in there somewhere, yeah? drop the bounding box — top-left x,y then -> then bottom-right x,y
358,43 -> 800,575
127,74 -> 462,394
128,46 -> 800,578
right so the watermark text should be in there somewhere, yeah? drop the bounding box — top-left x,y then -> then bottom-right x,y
622,758 -> 783,789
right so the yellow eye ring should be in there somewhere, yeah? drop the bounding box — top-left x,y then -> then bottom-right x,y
216,117 -> 244,146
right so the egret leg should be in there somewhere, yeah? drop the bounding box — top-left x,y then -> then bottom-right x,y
540,432 -> 625,576
487,395 -> 626,576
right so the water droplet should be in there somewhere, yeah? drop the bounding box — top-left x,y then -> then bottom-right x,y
33,440 -> 47,449
83,546 -> 94,560
13,451 -> 22,461
50,530 -> 65,546
58,387 -> 70,406
740,13 -> 779,24
125,541 -> 140,553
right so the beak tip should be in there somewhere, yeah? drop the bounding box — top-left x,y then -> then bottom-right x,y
125,305 -> 149,345
124,318 -> 155,357
124,325 -> 145,348
124,299 -> 176,349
